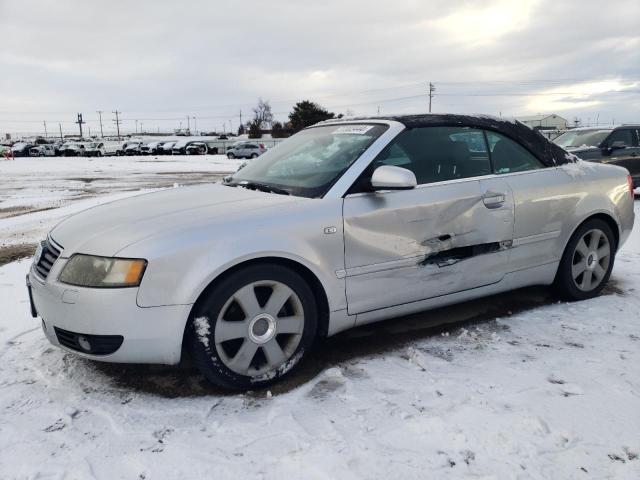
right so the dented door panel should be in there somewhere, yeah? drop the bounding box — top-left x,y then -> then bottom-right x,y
343,178 -> 515,315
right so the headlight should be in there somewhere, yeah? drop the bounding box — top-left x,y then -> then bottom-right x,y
59,255 -> 147,288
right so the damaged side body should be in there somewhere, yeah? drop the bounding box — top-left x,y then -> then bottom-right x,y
342,177 -> 515,315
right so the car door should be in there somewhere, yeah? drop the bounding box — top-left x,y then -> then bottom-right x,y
484,130 -> 583,271
342,126 -> 515,316
601,128 -> 640,179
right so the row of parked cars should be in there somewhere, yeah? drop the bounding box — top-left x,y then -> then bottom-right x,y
6,138 -> 268,159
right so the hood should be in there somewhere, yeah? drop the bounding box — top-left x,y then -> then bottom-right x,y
564,145 -> 600,153
51,183 -> 303,257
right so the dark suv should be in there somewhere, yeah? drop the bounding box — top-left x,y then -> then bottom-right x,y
554,125 -> 640,187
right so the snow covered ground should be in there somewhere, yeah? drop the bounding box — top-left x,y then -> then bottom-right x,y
0,154 -> 242,250
0,156 -> 639,479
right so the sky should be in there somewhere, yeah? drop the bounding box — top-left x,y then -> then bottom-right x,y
1,0 -> 639,137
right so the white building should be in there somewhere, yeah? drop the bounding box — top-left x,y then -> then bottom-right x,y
516,114 -> 568,130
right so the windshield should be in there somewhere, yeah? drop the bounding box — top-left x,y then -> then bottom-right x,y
228,123 -> 388,198
554,129 -> 610,148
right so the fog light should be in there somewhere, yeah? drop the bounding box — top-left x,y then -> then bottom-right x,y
77,336 -> 92,352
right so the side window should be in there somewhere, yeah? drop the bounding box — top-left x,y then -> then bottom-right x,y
371,127 -> 492,185
485,131 -> 544,174
607,129 -> 634,147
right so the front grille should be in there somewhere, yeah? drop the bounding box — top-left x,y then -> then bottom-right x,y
54,327 -> 124,355
34,238 -> 62,279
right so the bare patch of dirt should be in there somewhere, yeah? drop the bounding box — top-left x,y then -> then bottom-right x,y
0,206 -> 56,220
0,243 -> 37,266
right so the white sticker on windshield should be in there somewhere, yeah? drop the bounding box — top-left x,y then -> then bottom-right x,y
332,125 -> 374,135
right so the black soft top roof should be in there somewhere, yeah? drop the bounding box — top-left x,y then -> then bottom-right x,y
325,113 -> 573,167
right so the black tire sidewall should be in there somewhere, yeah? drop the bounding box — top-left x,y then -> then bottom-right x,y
187,264 -> 318,390
555,219 -> 616,300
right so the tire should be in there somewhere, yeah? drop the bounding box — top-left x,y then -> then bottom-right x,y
227,152 -> 235,159
250,153 -> 258,159
187,264 -> 318,390
553,218 -> 616,301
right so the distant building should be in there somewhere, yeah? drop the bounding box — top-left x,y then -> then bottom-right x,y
517,114 -> 568,130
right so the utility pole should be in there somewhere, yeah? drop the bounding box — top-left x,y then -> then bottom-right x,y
96,110 -> 104,138
428,82 -> 436,113
239,109 -> 242,131
135,119 -> 138,134
193,116 -> 197,135
186,115 -> 191,133
140,122 -> 143,134
112,110 -> 121,140
43,121 -> 48,138
75,113 -> 86,138
59,123 -> 63,140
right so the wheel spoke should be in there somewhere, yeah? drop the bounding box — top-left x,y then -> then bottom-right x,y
264,283 -> 293,317
575,238 -> 589,258
262,339 -> 286,368
593,263 -> 606,281
572,261 -> 587,279
234,284 -> 261,318
227,340 -> 258,374
276,315 -> 304,334
597,245 -> 610,259
215,320 -> 248,342
588,230 -> 601,251
581,270 -> 593,290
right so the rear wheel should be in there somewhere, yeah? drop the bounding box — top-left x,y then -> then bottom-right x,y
554,219 -> 615,300
187,264 -> 317,390
250,153 -> 258,159
227,152 -> 235,159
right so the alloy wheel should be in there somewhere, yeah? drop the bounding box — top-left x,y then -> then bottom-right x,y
571,228 -> 611,291
214,280 -> 305,376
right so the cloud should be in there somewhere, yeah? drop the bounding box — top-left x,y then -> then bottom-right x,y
0,0 -> 638,135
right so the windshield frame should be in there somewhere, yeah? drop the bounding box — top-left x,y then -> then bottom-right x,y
228,121 -> 401,198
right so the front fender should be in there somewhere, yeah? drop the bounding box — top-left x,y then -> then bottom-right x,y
123,199 -> 346,312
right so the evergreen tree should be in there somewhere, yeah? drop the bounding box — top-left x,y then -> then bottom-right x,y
288,101 -> 335,132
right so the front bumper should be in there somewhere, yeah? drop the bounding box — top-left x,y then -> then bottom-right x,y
27,263 -> 192,365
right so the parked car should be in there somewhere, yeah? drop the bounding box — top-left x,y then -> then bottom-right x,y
186,142 -> 207,155
10,142 -> 34,157
160,141 -> 176,155
26,114 -> 634,390
140,141 -> 165,155
29,144 -> 56,157
59,142 -> 86,157
124,141 -> 144,155
226,142 -> 266,159
172,139 -> 207,155
85,142 -> 120,157
554,125 -> 640,188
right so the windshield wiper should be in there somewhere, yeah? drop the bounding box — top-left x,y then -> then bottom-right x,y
235,181 -> 290,196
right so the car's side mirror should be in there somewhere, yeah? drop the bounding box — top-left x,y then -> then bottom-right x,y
370,165 -> 417,190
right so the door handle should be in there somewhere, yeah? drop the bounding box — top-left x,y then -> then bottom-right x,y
482,192 -> 506,208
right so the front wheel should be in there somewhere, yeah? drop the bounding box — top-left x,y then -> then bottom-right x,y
554,219 -> 616,300
227,152 -> 235,159
187,264 -> 318,390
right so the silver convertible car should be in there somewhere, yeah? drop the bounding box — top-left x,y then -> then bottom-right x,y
27,114 -> 635,389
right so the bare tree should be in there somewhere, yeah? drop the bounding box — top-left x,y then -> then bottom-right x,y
252,98 -> 273,129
